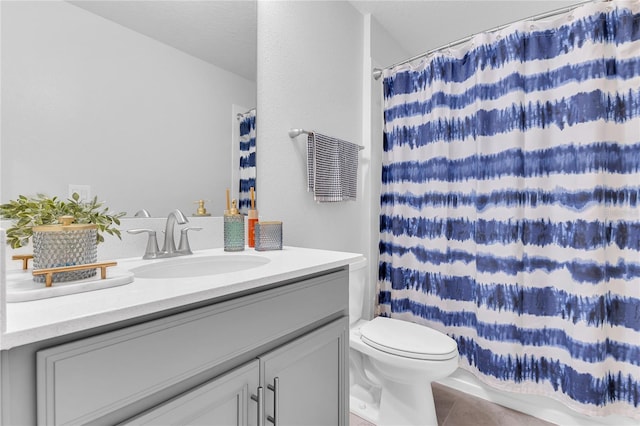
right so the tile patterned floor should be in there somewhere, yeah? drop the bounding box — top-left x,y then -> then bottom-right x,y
350,382 -> 555,426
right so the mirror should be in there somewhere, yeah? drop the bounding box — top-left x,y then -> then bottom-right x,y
1,1 -> 257,217
236,108 -> 257,215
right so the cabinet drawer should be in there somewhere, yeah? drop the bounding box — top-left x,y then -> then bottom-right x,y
37,269 -> 347,425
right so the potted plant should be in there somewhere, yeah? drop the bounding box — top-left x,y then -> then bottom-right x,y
0,193 -> 125,249
0,193 -> 125,283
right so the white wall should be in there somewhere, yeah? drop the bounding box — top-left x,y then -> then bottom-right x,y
363,16 -> 411,318
256,1 -> 365,255
1,1 -> 256,217
255,2 -> 413,318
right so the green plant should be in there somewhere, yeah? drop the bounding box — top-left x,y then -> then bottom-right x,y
0,193 -> 125,249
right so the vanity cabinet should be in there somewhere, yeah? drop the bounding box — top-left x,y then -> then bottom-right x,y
123,318 -> 347,426
1,267 -> 349,426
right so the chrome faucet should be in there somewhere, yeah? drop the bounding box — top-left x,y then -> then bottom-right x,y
128,209 -> 201,259
160,209 -> 189,255
134,209 -> 151,218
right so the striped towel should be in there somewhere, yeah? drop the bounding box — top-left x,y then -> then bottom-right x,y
307,132 -> 359,202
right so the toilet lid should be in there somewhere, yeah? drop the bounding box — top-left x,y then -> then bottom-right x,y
360,317 -> 458,361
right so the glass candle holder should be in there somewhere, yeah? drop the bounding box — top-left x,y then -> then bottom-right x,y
254,221 -> 282,251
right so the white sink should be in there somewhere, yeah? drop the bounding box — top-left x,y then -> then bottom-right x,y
130,255 -> 270,279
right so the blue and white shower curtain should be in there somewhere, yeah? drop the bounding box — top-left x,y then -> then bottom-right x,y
238,109 -> 256,214
379,1 -> 640,418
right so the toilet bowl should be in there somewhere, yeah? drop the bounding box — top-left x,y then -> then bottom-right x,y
349,258 -> 459,426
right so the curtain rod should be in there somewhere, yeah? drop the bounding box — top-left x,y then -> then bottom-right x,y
236,108 -> 256,119
372,0 -> 606,80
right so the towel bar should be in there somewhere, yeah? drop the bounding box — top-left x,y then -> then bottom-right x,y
288,128 -> 310,138
288,128 -> 364,151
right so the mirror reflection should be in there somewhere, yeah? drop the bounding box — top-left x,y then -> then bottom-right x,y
237,108 -> 257,215
1,1 -> 257,217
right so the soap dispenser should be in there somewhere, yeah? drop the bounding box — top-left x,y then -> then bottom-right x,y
224,199 -> 245,251
193,200 -> 211,216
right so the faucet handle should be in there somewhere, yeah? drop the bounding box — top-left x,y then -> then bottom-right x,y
178,227 -> 203,255
127,229 -> 160,259
134,209 -> 151,218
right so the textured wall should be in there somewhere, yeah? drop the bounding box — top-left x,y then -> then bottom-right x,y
256,1 -> 365,254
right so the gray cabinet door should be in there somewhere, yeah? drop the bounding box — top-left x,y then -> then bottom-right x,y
260,317 -> 349,426
120,359 -> 260,426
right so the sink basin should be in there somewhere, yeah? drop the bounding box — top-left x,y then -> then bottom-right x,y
130,255 -> 270,279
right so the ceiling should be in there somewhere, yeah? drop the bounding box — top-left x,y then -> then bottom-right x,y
68,0 -> 258,81
69,1 -> 582,81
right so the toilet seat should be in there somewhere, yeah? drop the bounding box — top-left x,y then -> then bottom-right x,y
360,317 -> 458,361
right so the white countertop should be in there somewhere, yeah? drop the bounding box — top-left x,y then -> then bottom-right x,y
1,246 -> 363,350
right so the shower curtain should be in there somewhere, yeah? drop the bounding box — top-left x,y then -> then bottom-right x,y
238,109 -> 256,214
378,1 -> 639,418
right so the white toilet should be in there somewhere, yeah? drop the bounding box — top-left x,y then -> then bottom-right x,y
349,258 -> 459,426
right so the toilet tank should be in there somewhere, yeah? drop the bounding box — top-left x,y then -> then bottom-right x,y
348,257 -> 368,325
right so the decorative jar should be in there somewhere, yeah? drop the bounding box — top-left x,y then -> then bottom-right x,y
32,215 -> 97,283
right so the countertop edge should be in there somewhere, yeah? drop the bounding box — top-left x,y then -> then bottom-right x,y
1,247 -> 363,350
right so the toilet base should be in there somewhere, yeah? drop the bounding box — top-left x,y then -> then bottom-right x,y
349,347 -> 381,424
350,391 -> 379,425
378,379 -> 438,426
350,381 -> 438,426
